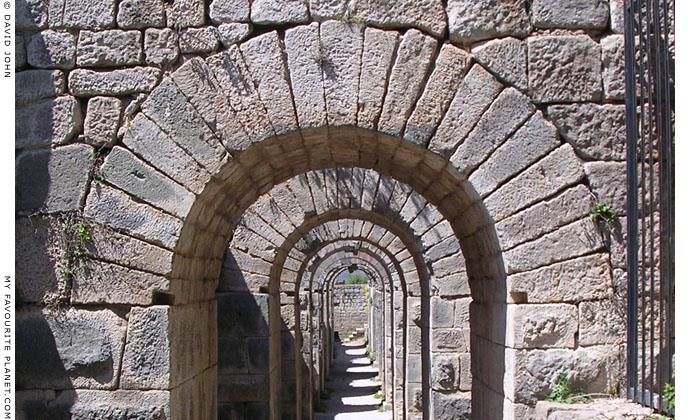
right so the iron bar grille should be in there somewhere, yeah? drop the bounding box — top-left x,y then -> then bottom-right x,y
624,0 -> 674,414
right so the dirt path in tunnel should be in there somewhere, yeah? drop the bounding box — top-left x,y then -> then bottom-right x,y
314,339 -> 393,420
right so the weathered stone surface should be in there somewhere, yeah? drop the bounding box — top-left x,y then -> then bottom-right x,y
528,35 -> 602,103
17,0 -> 48,30
166,0 -> 205,28
210,0 -> 250,23
100,147 -> 194,218
285,23 -> 327,129
579,300 -> 625,346
504,218 -> 605,274
69,67 -> 162,96
83,184 -> 183,249
447,0 -> 529,44
602,35 -> 625,100
117,0 -> 165,29
584,161 -> 627,212
250,0 -> 308,25
144,28 -> 180,67
122,114 -> 211,194
72,258 -> 169,305
120,306 -> 171,389
451,87 -> 534,173
217,23 -> 252,46
508,304 -> 578,349
454,297 -> 471,326
218,374 -> 269,402
531,0 -> 609,29
320,21 -> 364,126
77,30 -> 142,67
217,293 -> 270,337
508,346 -> 622,404
17,307 -> 127,389
430,65 -> 503,158
48,0 -> 116,29
496,185 -> 593,250
307,0 -> 346,21
84,96 -> 121,147
16,217 -> 67,303
16,96 -> 81,149
16,144 -> 93,213
508,253 -> 611,303
610,0 -> 624,33
378,29 -> 437,137
548,103 -> 626,161
240,31 -> 298,135
357,27 -> 398,130
27,30 -> 76,69
431,354 -> 460,390
404,44 -> 471,146
179,26 -> 220,54
350,0 -> 447,38
141,77 -> 228,173
432,328 -> 470,352
431,297 -> 455,328
21,390 -> 171,419
16,36 -> 27,68
15,69 -> 65,106
432,391 -> 471,419
470,112 -> 560,197
473,37 -> 527,90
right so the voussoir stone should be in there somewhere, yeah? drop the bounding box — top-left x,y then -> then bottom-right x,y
69,67 -> 162,96
350,0 -> 447,38
357,27 -> 398,130
210,0 -> 250,23
48,0 -> 116,29
166,0 -> 205,28
17,0 -> 48,30
77,30 -> 142,67
117,0 -> 165,29
144,28 -> 180,67
584,161 -> 627,212
27,30 -> 76,69
84,96 -> 122,147
16,96 -> 82,149
548,103 -> 626,161
179,26 -> 220,54
16,144 -> 93,213
602,35 -> 626,100
217,23 -> 252,46
308,0 -> 346,21
472,37 -> 527,90
508,304 -> 578,349
447,0 -> 529,44
15,69 -> 65,106
531,0 -> 609,30
17,307 -> 127,390
100,146 -> 194,218
528,35 -> 602,103
250,0 -> 308,25
507,253 -> 611,303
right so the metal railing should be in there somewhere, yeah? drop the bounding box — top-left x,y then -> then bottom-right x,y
624,0 -> 674,414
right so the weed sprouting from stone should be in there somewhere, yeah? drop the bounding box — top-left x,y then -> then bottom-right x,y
545,373 -> 592,404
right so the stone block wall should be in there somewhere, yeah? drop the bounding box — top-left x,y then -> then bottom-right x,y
332,284 -> 368,336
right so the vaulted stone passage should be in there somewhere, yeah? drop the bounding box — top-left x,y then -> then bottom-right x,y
16,2 -> 628,419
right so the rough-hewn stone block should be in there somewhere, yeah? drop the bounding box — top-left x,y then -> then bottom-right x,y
472,37 -> 527,90
144,28 -> 180,67
579,300 -> 626,346
16,144 -> 93,213
507,304 -> 578,349
166,0 -> 205,28
528,35 -> 602,103
432,392 -> 471,419
251,0 -> 307,25
210,0 -> 250,23
610,0 -> 624,33
16,96 -> 82,149
531,0 -> 609,30
350,0 -> 447,38
548,103 -> 626,161
584,161 -> 627,213
179,27 -> 220,54
602,35 -> 626,100
27,30 -> 76,69
83,184 -> 183,249
17,0 -> 48,30
431,354 -> 461,390
120,306 -> 171,389
218,22 -> 252,46
69,67 -> 162,96
15,69 -> 65,106
16,217 -> 67,303
48,0 -> 116,29
357,27 -> 398,130
17,307 -> 127,390
447,0 -> 529,44
432,328 -> 470,352
84,96 -> 121,147
77,30 -> 142,67
431,297 -> 455,328
308,0 -> 346,21
117,0 -> 165,29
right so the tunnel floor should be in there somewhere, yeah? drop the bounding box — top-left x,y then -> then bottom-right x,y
314,339 -> 392,420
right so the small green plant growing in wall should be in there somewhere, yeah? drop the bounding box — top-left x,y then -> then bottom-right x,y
59,216 -> 92,281
663,383 -> 675,410
545,373 -> 592,404
589,202 -> 619,224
